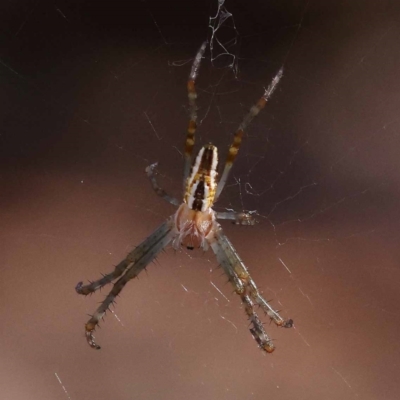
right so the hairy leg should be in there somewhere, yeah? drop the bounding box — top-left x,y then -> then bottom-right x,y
208,222 -> 292,353
77,218 -> 174,349
215,68 -> 283,200
145,163 -> 180,206
183,41 -> 207,188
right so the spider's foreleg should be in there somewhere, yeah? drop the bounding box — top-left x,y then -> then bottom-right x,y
146,163 -> 180,206
183,41 -> 207,187
215,68 -> 283,201
80,218 -> 174,349
208,223 -> 292,353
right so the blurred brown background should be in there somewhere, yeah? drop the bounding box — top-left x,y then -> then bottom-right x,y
1,0 -> 400,399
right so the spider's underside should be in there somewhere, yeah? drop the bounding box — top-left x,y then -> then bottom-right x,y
76,42 -> 293,353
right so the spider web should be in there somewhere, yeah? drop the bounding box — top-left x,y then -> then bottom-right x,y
1,1 -> 400,400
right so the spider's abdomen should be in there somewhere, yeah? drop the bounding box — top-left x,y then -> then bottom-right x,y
184,144 -> 218,212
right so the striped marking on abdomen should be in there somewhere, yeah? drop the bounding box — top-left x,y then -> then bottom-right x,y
185,144 -> 218,212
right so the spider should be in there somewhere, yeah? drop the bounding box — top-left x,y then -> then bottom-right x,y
76,41 -> 293,353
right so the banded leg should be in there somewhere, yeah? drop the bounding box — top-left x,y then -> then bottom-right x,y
146,163 -> 180,206
183,41 -> 207,188
208,222 -> 292,353
77,218 -> 175,349
215,68 -> 283,201
216,210 -> 258,225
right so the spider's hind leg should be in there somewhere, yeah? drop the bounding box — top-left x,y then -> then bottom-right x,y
76,257 -> 134,296
77,218 -> 175,349
208,222 -> 292,353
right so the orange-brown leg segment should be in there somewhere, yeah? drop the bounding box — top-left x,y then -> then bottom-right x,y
215,68 -> 283,200
183,41 -> 207,190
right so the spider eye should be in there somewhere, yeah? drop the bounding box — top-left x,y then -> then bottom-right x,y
186,246 -> 194,250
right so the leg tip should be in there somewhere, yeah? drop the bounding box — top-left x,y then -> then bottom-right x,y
75,281 -> 83,294
86,329 -> 101,350
283,318 -> 294,328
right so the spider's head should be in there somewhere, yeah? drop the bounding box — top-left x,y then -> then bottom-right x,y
173,203 -> 216,251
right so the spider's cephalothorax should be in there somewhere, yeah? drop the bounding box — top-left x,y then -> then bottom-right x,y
185,144 -> 218,212
76,41 -> 293,353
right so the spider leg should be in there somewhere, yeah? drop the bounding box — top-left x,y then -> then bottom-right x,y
145,163 -> 180,206
77,217 -> 175,349
208,222 -> 292,353
75,217 -> 174,295
183,41 -> 207,189
75,256 -> 135,295
215,210 -> 258,226
215,68 -> 283,201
